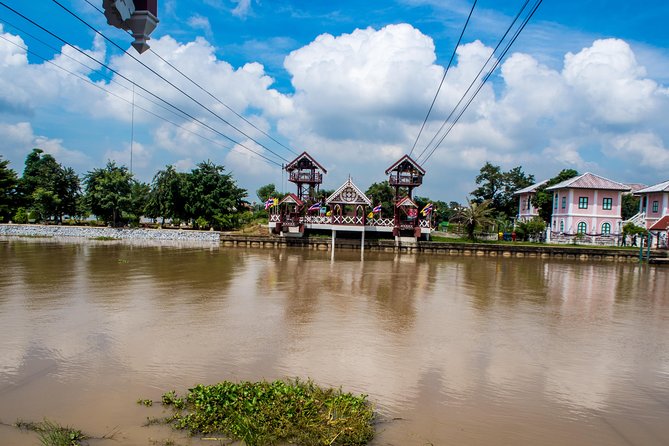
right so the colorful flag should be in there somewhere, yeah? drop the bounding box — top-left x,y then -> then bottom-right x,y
308,202 -> 321,211
264,198 -> 274,210
367,212 -> 374,219
372,204 -> 382,214
420,203 -> 433,216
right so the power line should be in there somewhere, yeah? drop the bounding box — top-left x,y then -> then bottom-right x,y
80,0 -> 299,157
421,0 -> 543,165
408,0 -> 477,157
52,0 -> 293,164
415,0 -> 531,163
0,1 -> 284,167
0,27 -> 282,169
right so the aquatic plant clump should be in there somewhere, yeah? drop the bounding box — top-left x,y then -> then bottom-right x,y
158,379 -> 375,446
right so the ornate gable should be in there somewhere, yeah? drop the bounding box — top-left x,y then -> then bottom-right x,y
326,178 -> 372,206
396,196 -> 418,208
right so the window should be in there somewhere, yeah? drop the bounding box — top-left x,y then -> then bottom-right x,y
577,222 -> 587,234
554,193 -> 558,209
561,196 -> 566,209
560,220 -> 564,232
602,198 -> 612,210
601,222 -> 611,235
526,198 -> 531,210
578,197 -> 588,209
653,201 -> 659,213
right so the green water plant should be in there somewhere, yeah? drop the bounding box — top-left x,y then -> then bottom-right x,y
150,379 -> 375,446
16,418 -> 87,446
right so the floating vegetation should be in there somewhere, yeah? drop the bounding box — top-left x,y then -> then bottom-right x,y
15,418 -> 87,446
148,379 -> 375,446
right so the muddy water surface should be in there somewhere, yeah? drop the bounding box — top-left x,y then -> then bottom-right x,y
1,238 -> 668,445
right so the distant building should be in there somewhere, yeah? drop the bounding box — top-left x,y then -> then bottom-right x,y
513,180 -> 547,223
546,172 -> 630,244
634,180 -> 669,245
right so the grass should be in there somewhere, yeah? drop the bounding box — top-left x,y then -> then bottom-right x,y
146,379 -> 375,446
16,419 -> 87,446
429,234 -> 640,250
90,236 -> 119,241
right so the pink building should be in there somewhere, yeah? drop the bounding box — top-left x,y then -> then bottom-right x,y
513,180 -> 547,222
546,173 -> 630,243
635,180 -> 669,230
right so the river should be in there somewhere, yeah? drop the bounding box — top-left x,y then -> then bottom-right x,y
1,238 -> 668,445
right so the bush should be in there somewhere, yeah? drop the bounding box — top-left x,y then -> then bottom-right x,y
13,207 -> 29,224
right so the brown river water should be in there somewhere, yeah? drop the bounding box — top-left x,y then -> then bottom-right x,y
1,238 -> 668,445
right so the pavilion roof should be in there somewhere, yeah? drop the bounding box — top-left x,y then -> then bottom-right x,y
384,154 -> 426,176
396,196 -> 418,208
649,215 -> 669,231
326,177 -> 372,206
284,151 -> 328,174
280,193 -> 304,207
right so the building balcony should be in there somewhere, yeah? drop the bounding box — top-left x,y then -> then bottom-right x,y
289,172 -> 323,184
388,174 -> 422,187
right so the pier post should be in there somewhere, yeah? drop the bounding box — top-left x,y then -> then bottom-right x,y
331,229 -> 336,261
361,228 -> 365,261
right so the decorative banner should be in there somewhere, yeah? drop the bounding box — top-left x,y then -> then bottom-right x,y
308,202 -> 321,211
372,204 -> 382,213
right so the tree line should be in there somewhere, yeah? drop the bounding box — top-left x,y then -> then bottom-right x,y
0,149 -> 247,230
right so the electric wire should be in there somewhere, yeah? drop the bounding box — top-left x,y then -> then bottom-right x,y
420,0 -> 543,165
0,28 -> 279,168
0,1 -> 283,167
80,0 -> 299,157
408,0 -> 477,157
415,0 -> 531,163
52,0 -> 292,164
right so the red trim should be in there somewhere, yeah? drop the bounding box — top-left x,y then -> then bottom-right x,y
285,151 -> 328,174
384,154 -> 426,175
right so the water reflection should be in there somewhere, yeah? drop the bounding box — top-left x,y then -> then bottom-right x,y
1,239 -> 668,446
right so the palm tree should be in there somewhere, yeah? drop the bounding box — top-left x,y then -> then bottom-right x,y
451,199 -> 495,240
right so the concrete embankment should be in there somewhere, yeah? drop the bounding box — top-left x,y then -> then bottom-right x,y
221,234 -> 661,263
1,224 -> 661,262
0,223 -> 220,243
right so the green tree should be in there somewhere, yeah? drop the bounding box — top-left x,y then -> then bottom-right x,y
256,183 -> 279,203
365,181 -> 395,216
126,180 -> 151,226
532,169 -> 579,222
0,156 -> 19,222
516,217 -> 547,241
184,161 -> 247,230
19,149 -> 80,223
450,199 -> 495,240
146,165 -> 187,224
621,193 -> 640,220
472,162 -> 534,217
84,161 -> 133,227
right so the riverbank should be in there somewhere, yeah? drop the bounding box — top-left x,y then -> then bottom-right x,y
1,224 -> 664,262
0,223 -> 220,243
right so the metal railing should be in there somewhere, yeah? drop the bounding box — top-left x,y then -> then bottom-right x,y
388,174 -> 422,186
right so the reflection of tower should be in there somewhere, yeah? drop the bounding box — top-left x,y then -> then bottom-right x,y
385,155 -> 426,237
285,152 -> 327,202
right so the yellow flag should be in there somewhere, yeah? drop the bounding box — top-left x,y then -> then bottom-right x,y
367,212 -> 374,218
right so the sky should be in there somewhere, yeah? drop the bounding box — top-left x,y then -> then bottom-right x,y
0,0 -> 668,204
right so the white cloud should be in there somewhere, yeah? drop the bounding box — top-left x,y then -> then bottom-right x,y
609,132 -> 669,170
231,0 -> 253,18
0,122 -> 90,169
105,141 -> 152,170
187,14 -> 213,38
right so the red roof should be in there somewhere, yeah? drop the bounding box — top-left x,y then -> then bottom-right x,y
649,215 -> 669,231
284,152 -> 328,174
385,154 -> 426,176
279,193 -> 304,207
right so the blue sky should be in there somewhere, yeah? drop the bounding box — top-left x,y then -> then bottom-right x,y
1,0 -> 668,203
